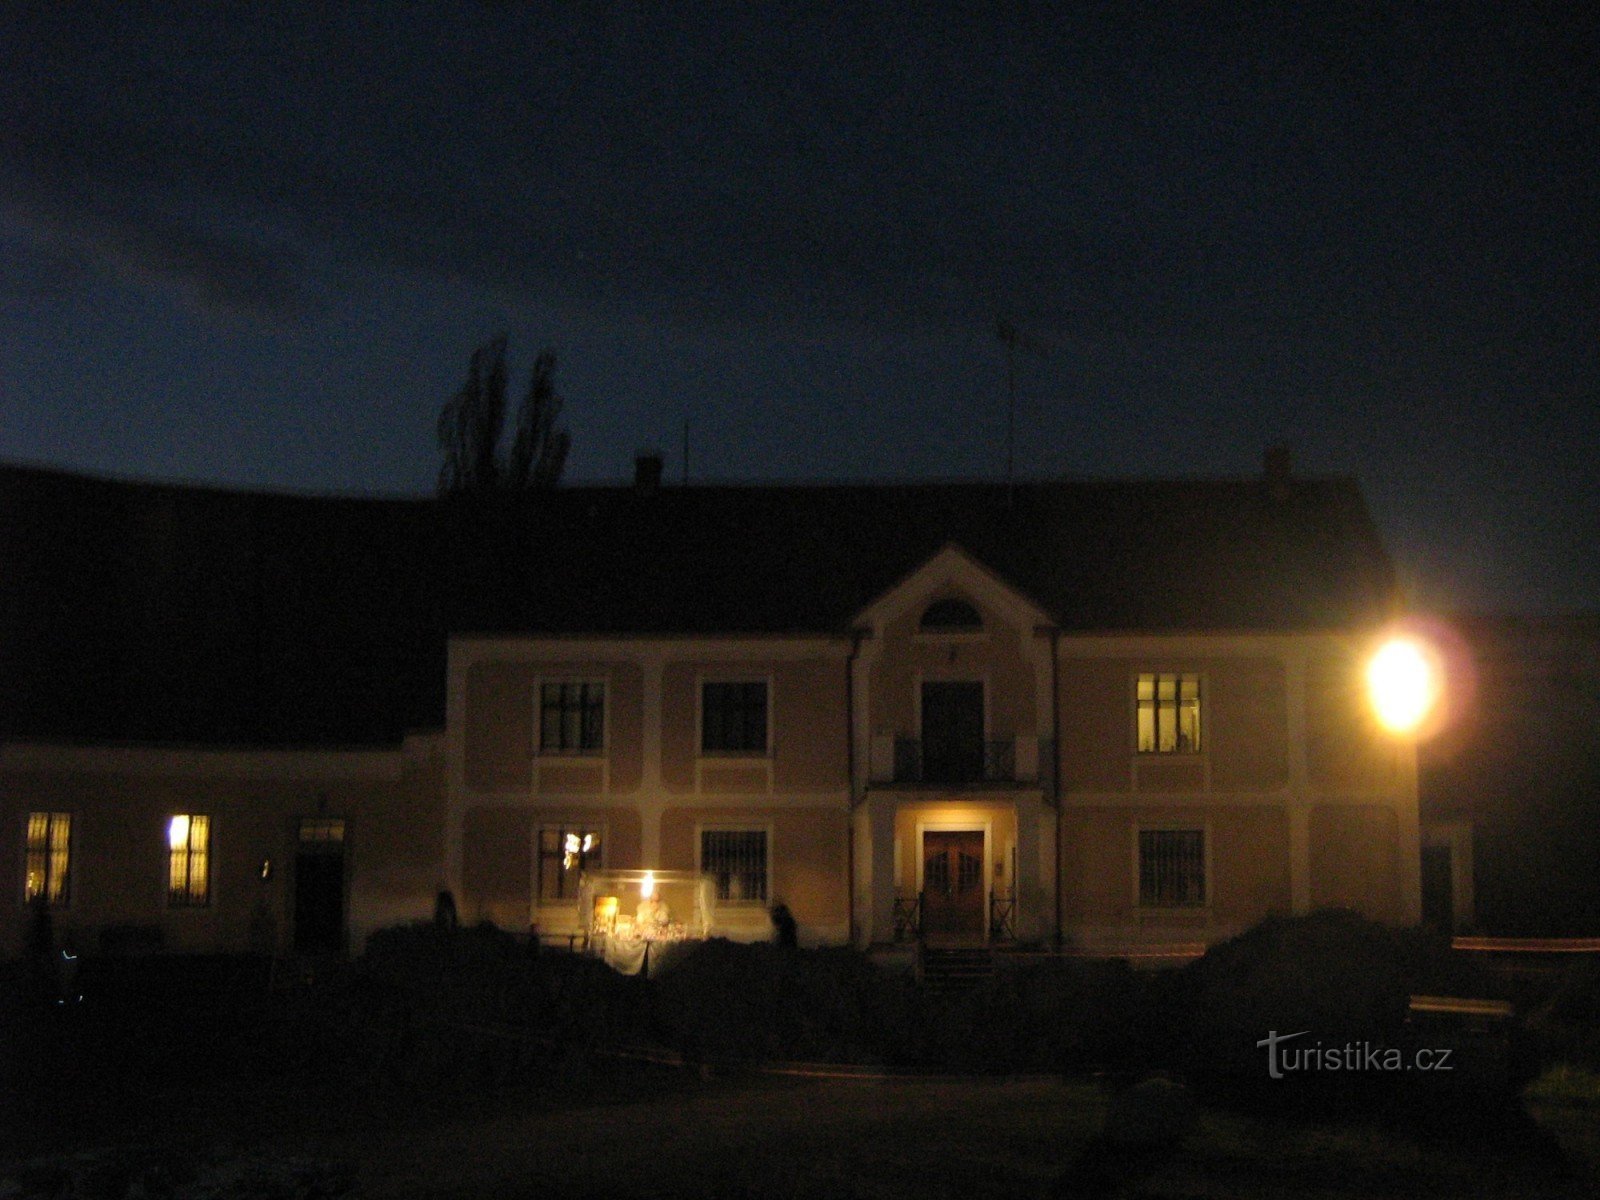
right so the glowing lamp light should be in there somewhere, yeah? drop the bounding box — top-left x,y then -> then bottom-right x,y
640,870 -> 656,899
1367,637 -> 1439,735
167,814 -> 190,850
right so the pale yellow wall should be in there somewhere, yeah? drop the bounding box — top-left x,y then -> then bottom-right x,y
1059,804 -> 1292,929
1,742 -> 446,957
1208,658 -> 1290,790
1309,803 -> 1403,922
1058,659 -> 1130,791
773,658 -> 849,789
1059,655 -> 1290,795
462,659 -> 644,794
870,596 -> 1038,741
660,658 -> 847,793
1305,653 -> 1395,790
460,803 -> 643,930
464,662 -> 536,790
658,805 -> 849,931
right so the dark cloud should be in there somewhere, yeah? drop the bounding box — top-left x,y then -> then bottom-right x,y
1,3 -> 1596,612
4,3 -> 1590,341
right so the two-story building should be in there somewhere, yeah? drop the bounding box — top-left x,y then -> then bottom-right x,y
1,455 -> 1423,958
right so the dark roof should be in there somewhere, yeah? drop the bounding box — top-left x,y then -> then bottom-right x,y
1,463 -> 1397,746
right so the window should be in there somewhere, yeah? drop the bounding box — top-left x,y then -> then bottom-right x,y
701,681 -> 768,754
540,682 -> 605,753
537,826 -> 603,901
920,598 -> 982,632
25,812 -> 71,906
1138,828 -> 1206,907
167,814 -> 210,907
701,828 -> 768,903
1137,673 -> 1201,753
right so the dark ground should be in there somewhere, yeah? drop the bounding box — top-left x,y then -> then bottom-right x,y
4,954 -> 1597,1198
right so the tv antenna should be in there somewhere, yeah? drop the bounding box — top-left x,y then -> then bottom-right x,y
996,319 -> 1049,501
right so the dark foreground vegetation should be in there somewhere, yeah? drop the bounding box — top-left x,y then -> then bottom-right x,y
4,910 -> 1599,1197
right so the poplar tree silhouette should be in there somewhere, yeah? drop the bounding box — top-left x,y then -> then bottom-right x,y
437,334 -> 570,495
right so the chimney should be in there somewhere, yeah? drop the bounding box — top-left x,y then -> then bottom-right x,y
634,451 -> 664,494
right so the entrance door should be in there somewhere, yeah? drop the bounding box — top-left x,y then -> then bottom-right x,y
921,830 -> 985,942
1421,843 -> 1454,933
921,681 -> 984,783
294,818 -> 347,955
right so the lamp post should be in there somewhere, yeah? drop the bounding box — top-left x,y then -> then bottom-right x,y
1366,633 -> 1443,925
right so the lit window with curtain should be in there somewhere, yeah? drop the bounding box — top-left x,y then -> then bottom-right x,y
537,826 -> 603,901
25,812 -> 72,907
167,814 -> 210,907
1136,673 -> 1201,753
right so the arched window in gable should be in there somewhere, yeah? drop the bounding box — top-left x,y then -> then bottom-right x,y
920,597 -> 983,632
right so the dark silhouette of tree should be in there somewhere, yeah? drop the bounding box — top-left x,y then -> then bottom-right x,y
437,334 -> 570,495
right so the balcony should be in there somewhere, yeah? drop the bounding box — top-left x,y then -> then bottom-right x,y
876,732 -> 1036,790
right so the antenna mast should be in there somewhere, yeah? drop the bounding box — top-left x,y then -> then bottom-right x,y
996,319 -> 1048,502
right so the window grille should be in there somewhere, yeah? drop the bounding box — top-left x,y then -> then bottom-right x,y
1137,673 -> 1201,754
701,682 -> 768,753
25,812 -> 71,906
701,829 -> 767,902
540,682 -> 605,752
1139,828 -> 1206,907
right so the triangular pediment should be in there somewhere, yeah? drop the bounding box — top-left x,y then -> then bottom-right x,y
852,542 -> 1054,635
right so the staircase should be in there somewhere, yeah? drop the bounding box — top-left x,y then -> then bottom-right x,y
920,946 -> 995,995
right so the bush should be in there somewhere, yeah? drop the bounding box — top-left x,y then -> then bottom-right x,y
651,939 -> 920,1067
1526,955 -> 1600,1074
1171,909 -> 1523,1116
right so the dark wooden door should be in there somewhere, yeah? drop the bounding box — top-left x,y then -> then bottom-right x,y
921,681 -> 984,783
921,830 -> 985,941
1421,844 -> 1454,933
294,820 -> 347,955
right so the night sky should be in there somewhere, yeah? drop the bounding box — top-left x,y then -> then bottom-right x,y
3,3 -> 1596,614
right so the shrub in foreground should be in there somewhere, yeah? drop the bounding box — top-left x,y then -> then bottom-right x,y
1172,908 -> 1527,1116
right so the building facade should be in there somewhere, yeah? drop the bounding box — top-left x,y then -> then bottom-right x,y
1,459 -> 1423,957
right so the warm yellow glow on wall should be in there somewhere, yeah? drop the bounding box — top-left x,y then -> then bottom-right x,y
1367,637 -> 1439,734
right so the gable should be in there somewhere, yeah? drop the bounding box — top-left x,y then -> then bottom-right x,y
853,543 -> 1054,637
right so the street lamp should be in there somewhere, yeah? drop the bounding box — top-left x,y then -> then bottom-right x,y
1367,636 -> 1441,735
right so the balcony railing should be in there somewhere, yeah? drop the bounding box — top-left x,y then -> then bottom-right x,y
890,892 -> 1017,943
893,893 -> 921,942
989,892 -> 1017,942
892,737 -> 1017,784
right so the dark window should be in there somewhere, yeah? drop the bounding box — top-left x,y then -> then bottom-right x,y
1138,829 -> 1205,907
701,681 -> 768,753
921,680 -> 985,782
25,812 -> 71,907
540,682 -> 605,753
1137,673 -> 1201,754
701,829 -> 768,902
920,598 -> 982,631
538,827 -> 603,901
